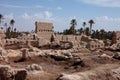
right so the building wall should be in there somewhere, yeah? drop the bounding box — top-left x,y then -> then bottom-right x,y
35,22 -> 53,41
55,34 -> 82,42
18,33 -> 38,41
55,34 -> 82,48
87,40 -> 105,50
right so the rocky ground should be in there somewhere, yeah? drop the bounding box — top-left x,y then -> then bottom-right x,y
0,47 -> 120,80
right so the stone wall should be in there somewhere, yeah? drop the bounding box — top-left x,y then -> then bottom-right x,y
55,34 -> 82,42
5,33 -> 39,49
87,39 -> 105,50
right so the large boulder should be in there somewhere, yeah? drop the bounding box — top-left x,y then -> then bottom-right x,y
113,52 -> 120,60
57,73 -> 81,80
7,50 -> 22,62
110,43 -> 120,51
13,48 -> 29,62
0,65 -> 15,80
61,50 -> 73,58
110,44 -> 118,50
117,43 -> 120,50
99,54 -> 111,59
80,41 -> 87,48
49,50 -> 73,61
50,54 -> 68,61
50,41 -> 60,49
14,69 -> 27,80
0,65 -> 27,80
112,67 -> 120,80
60,41 -> 73,49
26,64 -> 43,72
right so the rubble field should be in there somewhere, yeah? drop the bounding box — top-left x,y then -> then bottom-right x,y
0,47 -> 120,80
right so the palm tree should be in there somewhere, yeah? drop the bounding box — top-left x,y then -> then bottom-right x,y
63,29 -> 69,35
10,19 -> 15,32
95,30 -> 100,39
69,19 -> 77,35
79,28 -> 84,35
82,22 -> 86,34
91,30 -> 95,38
85,27 -> 90,36
100,29 -> 105,40
88,19 -> 94,35
0,14 -> 3,27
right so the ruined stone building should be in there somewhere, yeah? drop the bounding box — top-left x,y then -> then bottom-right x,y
34,21 -> 106,49
54,34 -> 82,48
17,33 -> 39,47
35,21 -> 53,41
4,21 -> 106,50
6,38 -> 18,45
34,22 -> 83,48
5,21 -> 54,48
55,35 -> 81,42
87,39 -> 105,50
5,33 -> 39,49
35,22 -> 54,47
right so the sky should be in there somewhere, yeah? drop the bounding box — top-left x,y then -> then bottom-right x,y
0,0 -> 120,32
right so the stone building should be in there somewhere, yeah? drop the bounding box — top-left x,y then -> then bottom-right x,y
35,21 -> 53,41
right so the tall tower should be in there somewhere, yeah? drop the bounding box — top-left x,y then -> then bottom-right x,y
35,21 -> 54,41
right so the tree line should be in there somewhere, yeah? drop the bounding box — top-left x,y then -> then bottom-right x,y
0,14 -> 20,38
0,13 -> 114,40
56,19 -> 114,40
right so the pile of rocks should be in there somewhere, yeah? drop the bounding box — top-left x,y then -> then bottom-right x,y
0,64 -> 42,80
113,52 -> 120,60
0,65 -> 27,80
0,65 -> 14,80
26,64 -> 43,72
109,43 -> 120,51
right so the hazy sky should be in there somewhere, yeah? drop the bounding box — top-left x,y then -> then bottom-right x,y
0,0 -> 120,32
